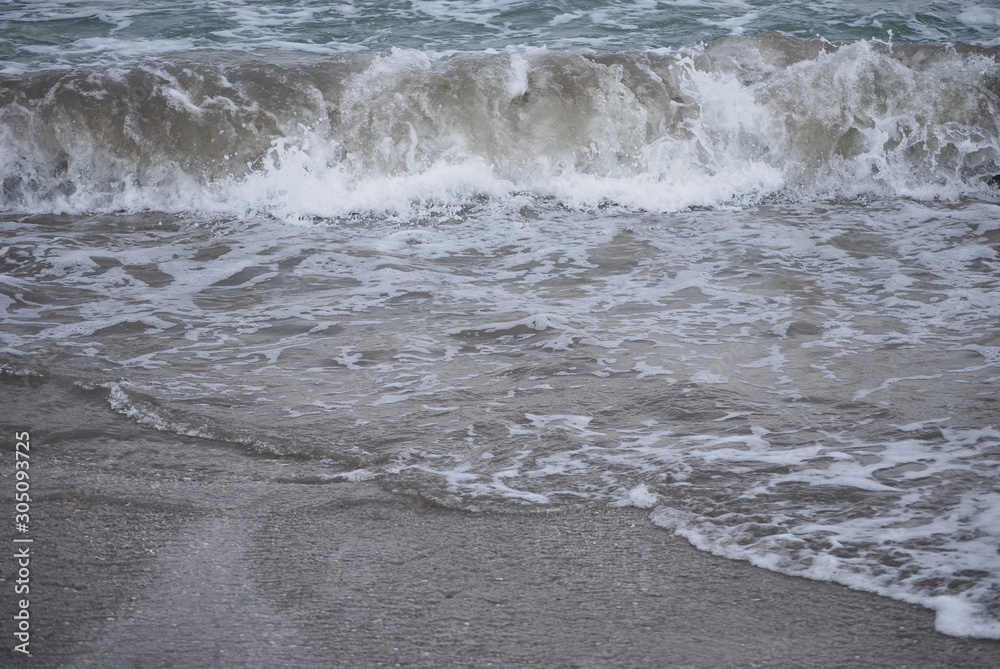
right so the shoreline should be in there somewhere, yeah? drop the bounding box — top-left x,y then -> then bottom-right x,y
3,425 -> 1000,668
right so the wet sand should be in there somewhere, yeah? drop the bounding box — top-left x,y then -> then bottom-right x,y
3,418 -> 1000,669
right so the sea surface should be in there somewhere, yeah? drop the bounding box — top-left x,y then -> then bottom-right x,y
2,0 -> 1000,639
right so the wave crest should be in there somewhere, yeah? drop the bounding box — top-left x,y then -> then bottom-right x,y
2,35 -> 998,217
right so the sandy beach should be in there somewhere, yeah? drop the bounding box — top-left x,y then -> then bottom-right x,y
4,393 -> 1000,668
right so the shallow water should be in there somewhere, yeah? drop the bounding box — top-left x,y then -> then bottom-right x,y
4,198 -> 999,636
2,0 -> 1000,640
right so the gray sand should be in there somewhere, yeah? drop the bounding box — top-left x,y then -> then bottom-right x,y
3,425 -> 1000,669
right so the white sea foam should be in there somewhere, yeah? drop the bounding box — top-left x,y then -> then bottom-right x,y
4,198 -> 988,638
616,484 -> 659,509
3,39 -> 997,218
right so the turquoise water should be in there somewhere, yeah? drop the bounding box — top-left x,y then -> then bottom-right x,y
2,0 -> 999,70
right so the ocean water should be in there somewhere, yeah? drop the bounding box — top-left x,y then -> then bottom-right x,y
2,0 -> 1000,639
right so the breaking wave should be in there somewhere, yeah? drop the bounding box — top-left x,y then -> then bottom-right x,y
2,34 -> 999,218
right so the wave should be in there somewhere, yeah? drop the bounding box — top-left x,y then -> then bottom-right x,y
2,34 -> 999,217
